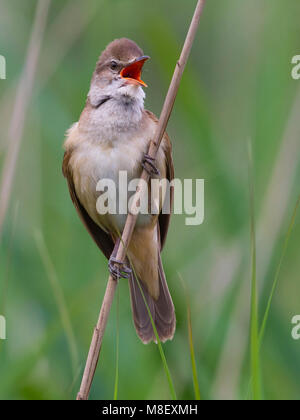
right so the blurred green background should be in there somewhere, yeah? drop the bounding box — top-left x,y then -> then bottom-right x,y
0,0 -> 300,400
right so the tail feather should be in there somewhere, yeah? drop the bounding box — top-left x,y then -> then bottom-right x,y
129,252 -> 176,344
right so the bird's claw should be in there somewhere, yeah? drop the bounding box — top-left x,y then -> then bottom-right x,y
142,154 -> 160,176
108,257 -> 132,280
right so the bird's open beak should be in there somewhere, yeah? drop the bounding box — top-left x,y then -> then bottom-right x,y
120,56 -> 150,87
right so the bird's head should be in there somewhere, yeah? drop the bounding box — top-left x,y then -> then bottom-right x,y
88,38 -> 149,109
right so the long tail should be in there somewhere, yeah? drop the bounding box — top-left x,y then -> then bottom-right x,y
129,252 -> 176,344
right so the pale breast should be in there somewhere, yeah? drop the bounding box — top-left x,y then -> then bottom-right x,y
64,119 -> 163,233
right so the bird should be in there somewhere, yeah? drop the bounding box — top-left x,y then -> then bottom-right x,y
62,38 -> 175,343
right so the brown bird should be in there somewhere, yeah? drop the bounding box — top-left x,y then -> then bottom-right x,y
62,38 -> 175,343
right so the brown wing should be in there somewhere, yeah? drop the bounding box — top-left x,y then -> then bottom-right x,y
145,110 -> 174,250
62,151 -> 114,259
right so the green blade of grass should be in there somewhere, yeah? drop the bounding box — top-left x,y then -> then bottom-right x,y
136,275 -> 177,400
245,195 -> 300,400
178,273 -> 201,400
259,195 -> 300,344
248,139 -> 262,400
34,229 -> 79,378
115,228 -> 177,400
187,300 -> 201,400
0,202 -> 19,314
125,253 -> 177,400
113,287 -> 120,400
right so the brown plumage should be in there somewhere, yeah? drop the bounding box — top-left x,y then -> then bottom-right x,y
63,38 -> 175,343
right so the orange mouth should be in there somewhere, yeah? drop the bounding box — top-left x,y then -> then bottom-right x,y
120,56 -> 149,87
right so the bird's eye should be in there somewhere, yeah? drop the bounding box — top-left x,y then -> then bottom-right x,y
110,60 -> 118,71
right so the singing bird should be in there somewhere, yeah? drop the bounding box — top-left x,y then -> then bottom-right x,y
63,38 -> 175,343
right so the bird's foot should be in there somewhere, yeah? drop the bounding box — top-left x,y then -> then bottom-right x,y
142,154 -> 160,176
108,256 -> 132,280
